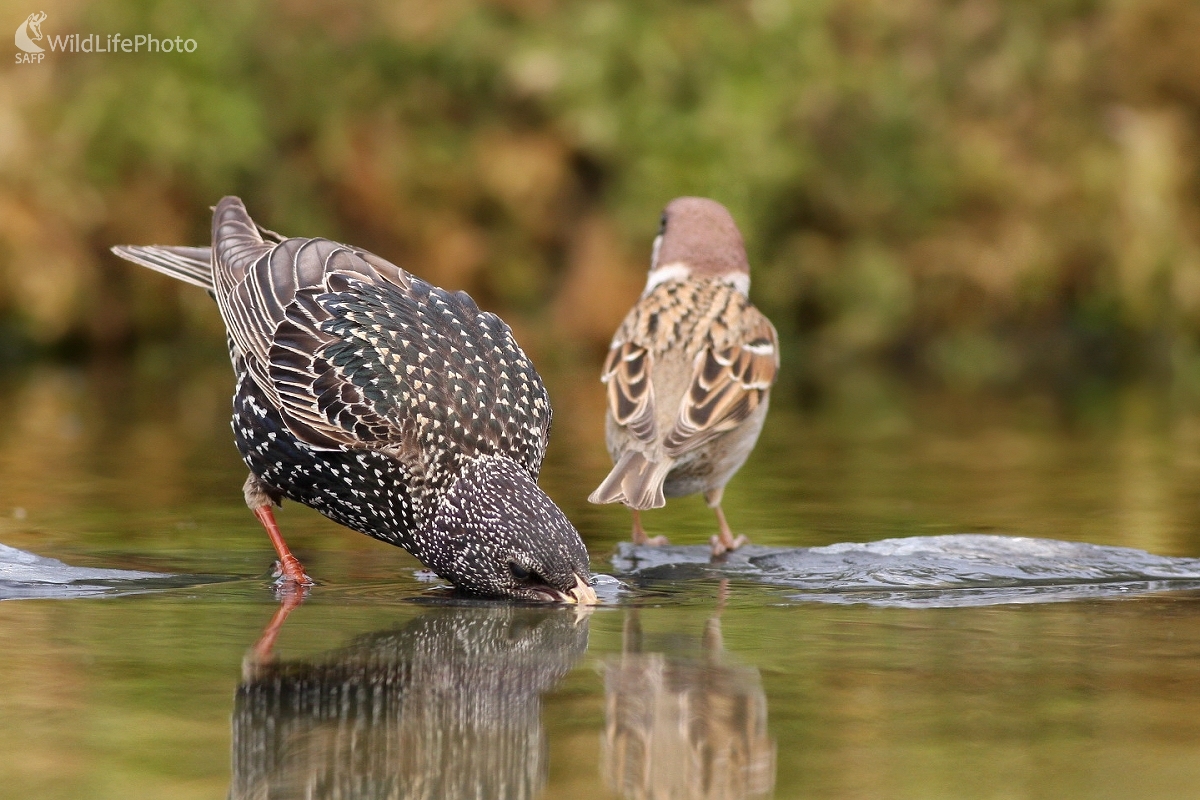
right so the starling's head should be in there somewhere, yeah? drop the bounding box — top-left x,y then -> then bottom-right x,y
425,456 -> 597,603
645,197 -> 750,295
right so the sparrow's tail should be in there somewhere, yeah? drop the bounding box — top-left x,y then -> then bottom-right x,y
588,451 -> 672,510
110,245 -> 213,291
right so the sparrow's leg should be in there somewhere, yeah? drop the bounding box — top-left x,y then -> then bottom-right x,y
245,473 -> 313,586
707,487 -> 747,556
631,509 -> 669,547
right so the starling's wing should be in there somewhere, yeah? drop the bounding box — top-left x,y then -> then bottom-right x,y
208,197 -> 412,450
317,277 -> 554,480
210,197 -> 552,477
662,309 -> 778,458
599,340 -> 658,442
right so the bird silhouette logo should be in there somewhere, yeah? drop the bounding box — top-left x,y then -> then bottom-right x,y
15,11 -> 47,53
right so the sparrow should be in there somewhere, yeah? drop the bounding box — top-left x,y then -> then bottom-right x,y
588,197 -> 779,556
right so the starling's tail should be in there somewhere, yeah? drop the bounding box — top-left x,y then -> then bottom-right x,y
112,198 -> 288,292
588,451 -> 672,510
110,245 -> 213,291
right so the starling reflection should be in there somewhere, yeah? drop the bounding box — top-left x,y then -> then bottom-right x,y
231,604 -> 589,799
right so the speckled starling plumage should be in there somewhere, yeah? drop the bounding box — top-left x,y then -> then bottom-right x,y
589,197 -> 779,556
113,196 -> 595,603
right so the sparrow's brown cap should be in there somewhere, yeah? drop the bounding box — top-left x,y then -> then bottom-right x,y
654,197 -> 748,276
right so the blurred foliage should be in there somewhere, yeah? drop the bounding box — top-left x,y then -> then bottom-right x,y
3,0 -> 1200,387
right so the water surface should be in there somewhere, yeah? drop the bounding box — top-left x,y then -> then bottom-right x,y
3,361 -> 1200,798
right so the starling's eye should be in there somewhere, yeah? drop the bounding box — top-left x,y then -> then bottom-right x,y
509,562 -> 532,581
658,211 -> 668,235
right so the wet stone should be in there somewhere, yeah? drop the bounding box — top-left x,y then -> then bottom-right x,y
613,534 -> 1200,608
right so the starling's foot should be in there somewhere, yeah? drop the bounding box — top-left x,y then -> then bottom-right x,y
710,533 -> 747,558
271,555 -> 314,587
271,570 -> 314,602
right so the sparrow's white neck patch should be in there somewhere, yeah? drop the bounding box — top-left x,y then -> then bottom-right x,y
643,262 -> 751,295
722,272 -> 750,295
643,262 -> 691,293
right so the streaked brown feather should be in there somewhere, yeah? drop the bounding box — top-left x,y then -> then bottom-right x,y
664,313 -> 778,457
601,342 -> 658,442
602,280 -> 778,460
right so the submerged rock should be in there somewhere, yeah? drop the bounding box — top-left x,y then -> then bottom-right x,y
613,534 -> 1200,607
0,541 -> 184,600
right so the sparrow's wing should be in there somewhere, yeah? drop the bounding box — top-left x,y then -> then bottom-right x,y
600,340 -> 658,442
662,309 -> 778,458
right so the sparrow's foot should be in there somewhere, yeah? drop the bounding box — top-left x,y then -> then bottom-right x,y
630,509 -> 669,547
709,503 -> 746,557
710,533 -> 747,558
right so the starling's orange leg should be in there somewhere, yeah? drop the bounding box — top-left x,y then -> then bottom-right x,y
707,488 -> 747,557
244,473 -> 313,586
253,506 -> 313,585
631,509 -> 669,547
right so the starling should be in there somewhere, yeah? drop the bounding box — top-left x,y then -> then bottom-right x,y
589,197 -> 779,556
113,196 -> 596,603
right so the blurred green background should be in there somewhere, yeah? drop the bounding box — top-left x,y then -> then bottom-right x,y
8,7 -> 1200,796
3,0 -> 1200,392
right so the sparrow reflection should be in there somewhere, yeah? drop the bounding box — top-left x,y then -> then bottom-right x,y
230,600 -> 589,799
603,586 -> 775,799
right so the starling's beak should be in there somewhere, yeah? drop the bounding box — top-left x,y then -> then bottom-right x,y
565,574 -> 599,605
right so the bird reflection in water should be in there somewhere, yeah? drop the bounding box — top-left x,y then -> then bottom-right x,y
603,582 -> 776,799
230,593 -> 589,799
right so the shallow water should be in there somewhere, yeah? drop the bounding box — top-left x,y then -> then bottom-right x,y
4,360 -> 1200,798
